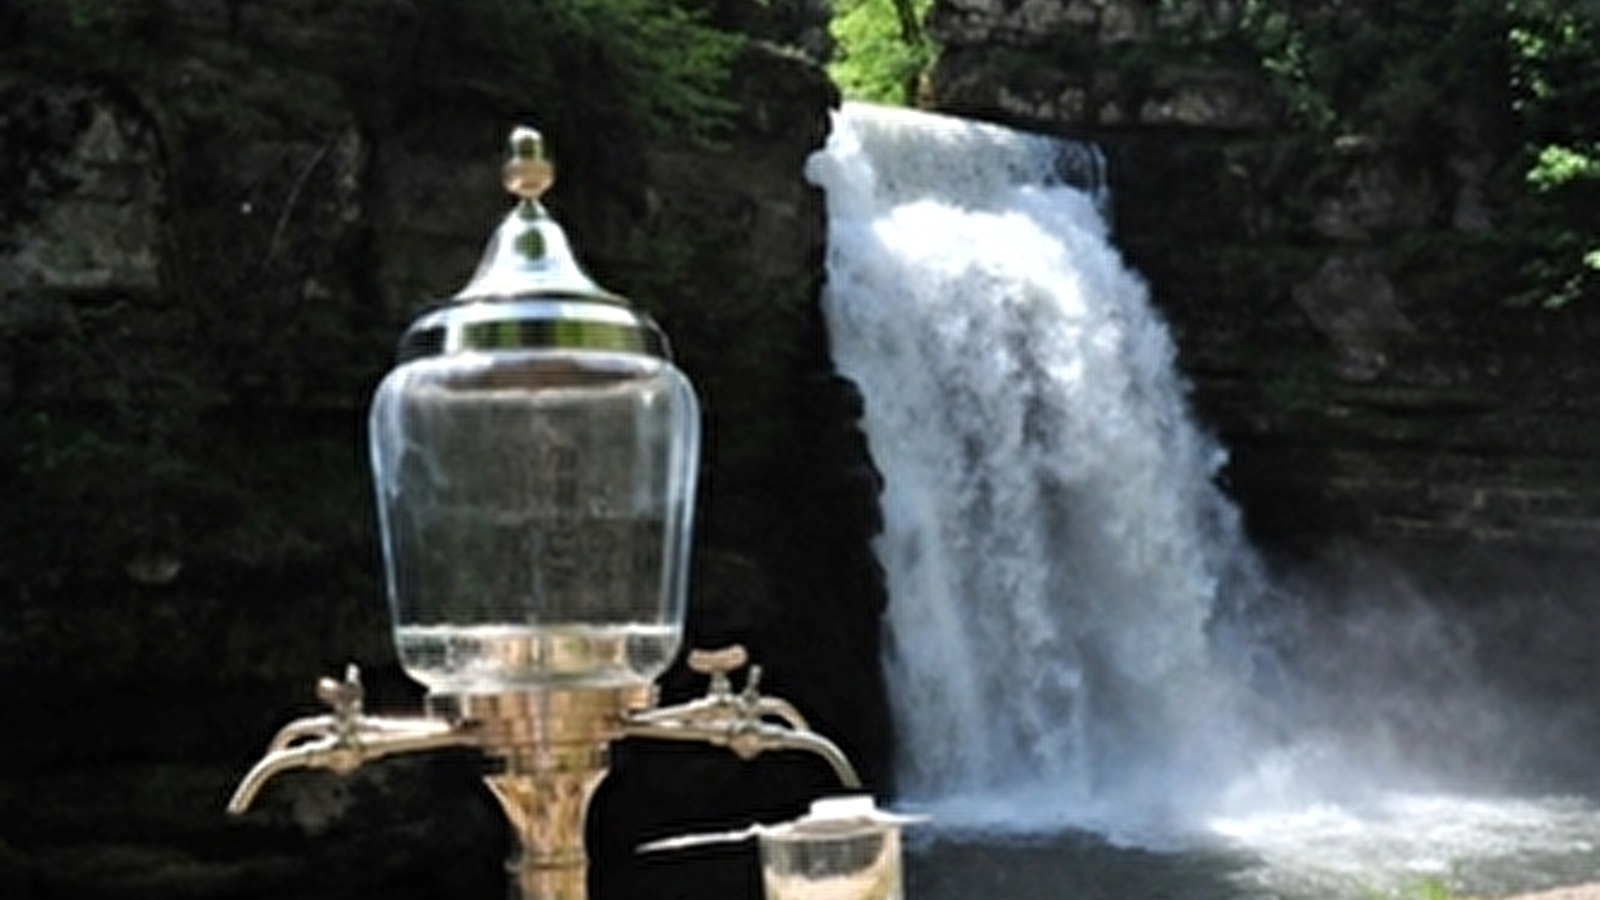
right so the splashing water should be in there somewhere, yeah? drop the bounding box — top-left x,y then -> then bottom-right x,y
805,102 -> 1600,896
805,101 -> 1270,835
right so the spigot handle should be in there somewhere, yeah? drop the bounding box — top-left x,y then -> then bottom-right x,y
314,663 -> 365,741
687,645 -> 749,698
316,664 -> 363,713
620,644 -> 862,789
686,645 -> 748,676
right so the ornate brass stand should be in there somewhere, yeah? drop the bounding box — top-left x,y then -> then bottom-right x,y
229,647 -> 860,900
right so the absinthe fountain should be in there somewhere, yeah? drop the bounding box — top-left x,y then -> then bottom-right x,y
806,103 -> 1600,899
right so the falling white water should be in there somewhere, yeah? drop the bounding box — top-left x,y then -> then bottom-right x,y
804,103 -> 1268,836
803,102 -> 1600,897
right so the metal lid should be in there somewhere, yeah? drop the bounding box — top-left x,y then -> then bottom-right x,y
634,796 -> 925,854
397,126 -> 669,362
763,795 -> 925,840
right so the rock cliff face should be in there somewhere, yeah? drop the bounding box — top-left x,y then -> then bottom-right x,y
5,0 -> 1600,896
0,2 -> 880,898
923,0 -> 1600,571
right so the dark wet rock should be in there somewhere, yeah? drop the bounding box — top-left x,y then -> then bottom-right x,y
1,4 -> 881,900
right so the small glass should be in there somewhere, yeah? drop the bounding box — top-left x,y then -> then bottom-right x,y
759,800 -> 906,900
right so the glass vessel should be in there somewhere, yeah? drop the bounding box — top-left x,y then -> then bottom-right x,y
759,797 -> 909,900
368,128 -> 700,696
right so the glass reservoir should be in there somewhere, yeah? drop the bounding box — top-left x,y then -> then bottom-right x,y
368,128 -> 699,696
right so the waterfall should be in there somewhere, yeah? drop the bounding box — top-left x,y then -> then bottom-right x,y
801,102 -> 1600,900
804,103 -> 1273,835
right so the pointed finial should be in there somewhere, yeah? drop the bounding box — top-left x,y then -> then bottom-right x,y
503,126 -> 554,202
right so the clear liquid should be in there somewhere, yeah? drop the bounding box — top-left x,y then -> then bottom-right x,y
763,828 -> 902,900
370,352 -> 699,633
395,622 -> 680,693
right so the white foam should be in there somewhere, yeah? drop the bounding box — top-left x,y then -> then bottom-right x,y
807,103 -> 1267,832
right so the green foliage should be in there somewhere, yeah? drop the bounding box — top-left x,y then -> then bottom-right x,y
441,0 -> 743,141
1507,0 -> 1600,307
1235,1 -> 1338,133
829,0 -> 935,104
1231,0 -> 1599,310
1235,1 -> 1501,143
13,0 -> 743,142
1529,143 -> 1600,191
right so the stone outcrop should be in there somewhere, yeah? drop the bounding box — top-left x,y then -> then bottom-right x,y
0,3 -> 882,899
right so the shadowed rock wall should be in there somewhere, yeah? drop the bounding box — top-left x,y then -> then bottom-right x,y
0,2 -> 884,898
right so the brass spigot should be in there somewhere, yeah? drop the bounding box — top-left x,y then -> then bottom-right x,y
226,664 -> 480,816
622,646 -> 863,790
228,649 -> 861,900
638,645 -> 816,731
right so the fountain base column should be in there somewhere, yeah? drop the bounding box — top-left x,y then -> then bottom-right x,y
454,687 -> 654,900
